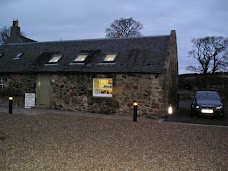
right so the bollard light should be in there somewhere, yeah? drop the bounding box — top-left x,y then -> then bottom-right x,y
9,96 -> 13,114
168,104 -> 173,115
133,101 -> 138,106
133,101 -> 138,122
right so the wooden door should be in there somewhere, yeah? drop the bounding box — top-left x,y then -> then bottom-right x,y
36,74 -> 50,107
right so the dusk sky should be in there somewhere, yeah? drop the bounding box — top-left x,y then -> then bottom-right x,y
1,0 -> 227,74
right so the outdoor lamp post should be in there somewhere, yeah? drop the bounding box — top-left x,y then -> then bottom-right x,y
133,101 -> 138,122
9,96 -> 13,114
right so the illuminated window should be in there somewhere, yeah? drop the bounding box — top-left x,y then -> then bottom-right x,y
0,77 -> 5,90
103,54 -> 117,62
74,54 -> 88,62
47,54 -> 63,64
14,53 -> 23,60
93,78 -> 113,97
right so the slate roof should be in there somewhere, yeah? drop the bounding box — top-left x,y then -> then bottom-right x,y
3,35 -> 37,44
0,34 -> 171,74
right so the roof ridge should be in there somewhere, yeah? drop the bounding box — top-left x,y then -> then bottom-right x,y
1,35 -> 170,46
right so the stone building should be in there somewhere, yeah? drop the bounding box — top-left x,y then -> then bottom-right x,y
0,21 -> 178,117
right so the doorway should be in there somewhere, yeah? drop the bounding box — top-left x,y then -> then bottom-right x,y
36,74 -> 50,107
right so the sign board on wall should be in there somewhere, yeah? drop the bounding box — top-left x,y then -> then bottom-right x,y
25,93 -> 35,108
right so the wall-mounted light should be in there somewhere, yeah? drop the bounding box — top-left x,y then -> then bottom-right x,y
51,79 -> 55,84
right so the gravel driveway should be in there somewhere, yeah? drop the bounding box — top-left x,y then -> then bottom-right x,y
0,111 -> 227,170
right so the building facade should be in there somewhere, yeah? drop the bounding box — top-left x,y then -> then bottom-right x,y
0,21 -> 178,117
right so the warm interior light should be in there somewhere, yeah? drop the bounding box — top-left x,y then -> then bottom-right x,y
49,56 -> 60,63
94,79 -> 112,95
9,97 -> 13,100
48,54 -> 62,63
74,54 -> 88,62
133,101 -> 138,106
104,54 -> 116,62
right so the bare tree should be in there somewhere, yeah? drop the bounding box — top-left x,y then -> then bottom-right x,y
187,36 -> 228,74
0,26 -> 10,44
222,48 -> 228,72
210,37 -> 228,73
105,17 -> 143,38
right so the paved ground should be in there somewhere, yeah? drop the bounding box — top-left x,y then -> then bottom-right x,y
165,99 -> 228,126
0,107 -> 227,170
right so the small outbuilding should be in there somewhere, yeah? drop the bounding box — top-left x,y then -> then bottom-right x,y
0,20 -> 178,117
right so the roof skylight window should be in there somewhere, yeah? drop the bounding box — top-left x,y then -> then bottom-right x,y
14,53 -> 23,60
74,54 -> 88,62
47,54 -> 63,64
103,54 -> 117,62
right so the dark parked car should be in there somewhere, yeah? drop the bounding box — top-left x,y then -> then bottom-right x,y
191,91 -> 224,118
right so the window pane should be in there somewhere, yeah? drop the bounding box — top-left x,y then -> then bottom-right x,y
14,53 -> 23,59
74,54 -> 88,62
0,77 -> 5,89
93,78 -> 112,97
104,54 -> 116,62
49,56 -> 60,63
94,79 -> 100,88
48,54 -> 62,63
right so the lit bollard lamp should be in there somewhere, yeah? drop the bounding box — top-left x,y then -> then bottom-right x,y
168,104 -> 173,115
9,96 -> 13,114
133,101 -> 138,122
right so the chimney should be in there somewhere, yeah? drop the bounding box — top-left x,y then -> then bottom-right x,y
10,19 -> 20,36
13,20 -> 19,27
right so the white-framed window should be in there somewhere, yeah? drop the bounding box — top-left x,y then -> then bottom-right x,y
93,78 -> 113,97
47,54 -> 63,64
0,77 -> 5,90
74,53 -> 89,62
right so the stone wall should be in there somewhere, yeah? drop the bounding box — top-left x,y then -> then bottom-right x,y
160,30 -> 178,111
0,74 -> 36,106
114,74 -> 165,117
50,73 -> 91,112
6,74 -> 36,93
50,73 -> 165,117
0,66 -> 176,118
